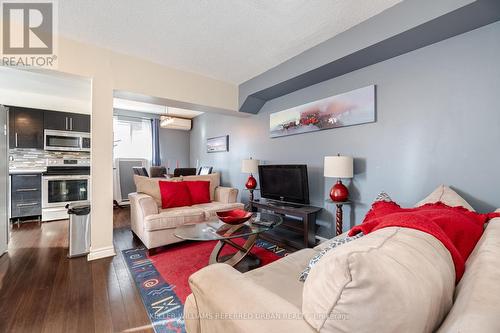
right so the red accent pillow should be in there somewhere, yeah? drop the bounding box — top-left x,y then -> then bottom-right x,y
158,181 -> 192,209
185,181 -> 211,205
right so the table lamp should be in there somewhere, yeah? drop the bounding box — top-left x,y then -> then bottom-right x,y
324,154 -> 353,202
241,158 -> 259,189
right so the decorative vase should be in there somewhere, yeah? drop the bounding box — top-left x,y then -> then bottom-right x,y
330,179 -> 349,202
245,174 -> 257,189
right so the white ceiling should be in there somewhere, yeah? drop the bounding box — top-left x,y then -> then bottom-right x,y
0,67 -> 91,114
59,0 -> 401,84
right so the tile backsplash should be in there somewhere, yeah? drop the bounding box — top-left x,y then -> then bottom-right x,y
9,149 -> 91,170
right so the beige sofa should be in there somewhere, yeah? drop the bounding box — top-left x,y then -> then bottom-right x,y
184,213 -> 500,333
128,173 -> 244,249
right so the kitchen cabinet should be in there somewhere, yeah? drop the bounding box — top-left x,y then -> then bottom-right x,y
69,113 -> 91,132
43,110 -> 68,131
8,106 -> 44,149
10,173 -> 42,220
44,111 -> 90,133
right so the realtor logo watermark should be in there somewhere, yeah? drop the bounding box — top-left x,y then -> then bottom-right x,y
1,0 -> 58,67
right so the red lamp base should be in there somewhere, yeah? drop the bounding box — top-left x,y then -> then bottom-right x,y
330,179 -> 349,202
245,174 -> 257,189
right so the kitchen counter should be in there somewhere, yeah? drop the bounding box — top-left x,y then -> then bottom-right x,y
9,168 -> 47,175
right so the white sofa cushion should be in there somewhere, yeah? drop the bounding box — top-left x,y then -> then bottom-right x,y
134,175 -> 162,206
300,232 -> 364,282
187,264 -> 315,333
416,185 -> 475,211
192,201 -> 244,219
437,217 -> 500,333
245,248 -> 316,308
214,186 -> 239,204
144,206 -> 206,231
302,227 -> 455,333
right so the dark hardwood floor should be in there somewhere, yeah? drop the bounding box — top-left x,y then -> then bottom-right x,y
0,206 -> 154,333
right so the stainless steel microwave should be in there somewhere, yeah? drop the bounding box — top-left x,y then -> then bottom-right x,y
44,130 -> 91,152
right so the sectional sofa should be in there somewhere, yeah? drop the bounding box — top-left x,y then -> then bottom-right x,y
184,186 -> 500,333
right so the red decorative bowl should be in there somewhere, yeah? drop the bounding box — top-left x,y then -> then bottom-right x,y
216,209 -> 253,225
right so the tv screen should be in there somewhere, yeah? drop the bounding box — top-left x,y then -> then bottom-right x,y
258,165 -> 309,205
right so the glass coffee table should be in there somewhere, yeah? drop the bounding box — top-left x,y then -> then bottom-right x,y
174,212 -> 283,269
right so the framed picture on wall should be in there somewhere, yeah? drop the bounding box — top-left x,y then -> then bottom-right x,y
207,135 -> 229,153
269,85 -> 376,138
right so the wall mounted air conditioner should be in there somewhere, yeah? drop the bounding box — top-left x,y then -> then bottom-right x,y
160,116 -> 192,131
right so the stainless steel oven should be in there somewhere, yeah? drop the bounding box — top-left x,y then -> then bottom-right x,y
44,130 -> 91,152
43,175 -> 90,208
42,159 -> 91,221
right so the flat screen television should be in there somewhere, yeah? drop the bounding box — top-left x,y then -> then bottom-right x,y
258,165 -> 309,205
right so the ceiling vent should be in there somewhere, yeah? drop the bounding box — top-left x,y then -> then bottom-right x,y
160,116 -> 192,131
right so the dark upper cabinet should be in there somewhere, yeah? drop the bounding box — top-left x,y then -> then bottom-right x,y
43,111 -> 90,133
8,107 -> 44,149
43,110 -> 68,131
70,113 -> 91,132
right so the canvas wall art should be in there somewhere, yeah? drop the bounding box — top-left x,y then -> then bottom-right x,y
270,85 -> 376,138
206,135 -> 229,153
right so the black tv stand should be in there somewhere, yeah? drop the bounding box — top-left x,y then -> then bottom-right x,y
266,200 -> 304,209
249,198 -> 322,249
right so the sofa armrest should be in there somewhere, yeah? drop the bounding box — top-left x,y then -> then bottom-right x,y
214,186 -> 239,204
129,192 -> 159,219
186,264 -> 315,333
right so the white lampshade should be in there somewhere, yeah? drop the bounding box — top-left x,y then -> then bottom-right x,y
241,158 -> 259,174
324,155 -> 353,178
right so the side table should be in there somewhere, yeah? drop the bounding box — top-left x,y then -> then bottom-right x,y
326,199 -> 351,236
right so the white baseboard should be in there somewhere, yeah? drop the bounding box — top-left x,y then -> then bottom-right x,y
87,245 -> 116,261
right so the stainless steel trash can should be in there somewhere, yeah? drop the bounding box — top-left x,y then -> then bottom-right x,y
66,202 -> 91,258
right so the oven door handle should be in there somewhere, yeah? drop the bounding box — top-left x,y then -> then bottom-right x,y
17,202 -> 39,207
16,188 -> 39,192
43,176 -> 90,180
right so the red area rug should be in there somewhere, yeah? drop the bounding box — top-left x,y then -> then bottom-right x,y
123,238 -> 287,333
148,238 -> 286,302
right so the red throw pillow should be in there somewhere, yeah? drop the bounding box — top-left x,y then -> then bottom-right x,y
185,181 -> 211,205
158,181 -> 192,209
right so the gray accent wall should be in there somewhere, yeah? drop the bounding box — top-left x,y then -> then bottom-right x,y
159,128 -> 190,169
190,21 -> 500,238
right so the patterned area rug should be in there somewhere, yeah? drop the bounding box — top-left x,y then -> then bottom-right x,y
123,238 -> 288,333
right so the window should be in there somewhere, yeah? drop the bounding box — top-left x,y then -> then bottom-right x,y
113,116 -> 152,162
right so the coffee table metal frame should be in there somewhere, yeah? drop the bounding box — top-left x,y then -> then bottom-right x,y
174,212 -> 282,268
